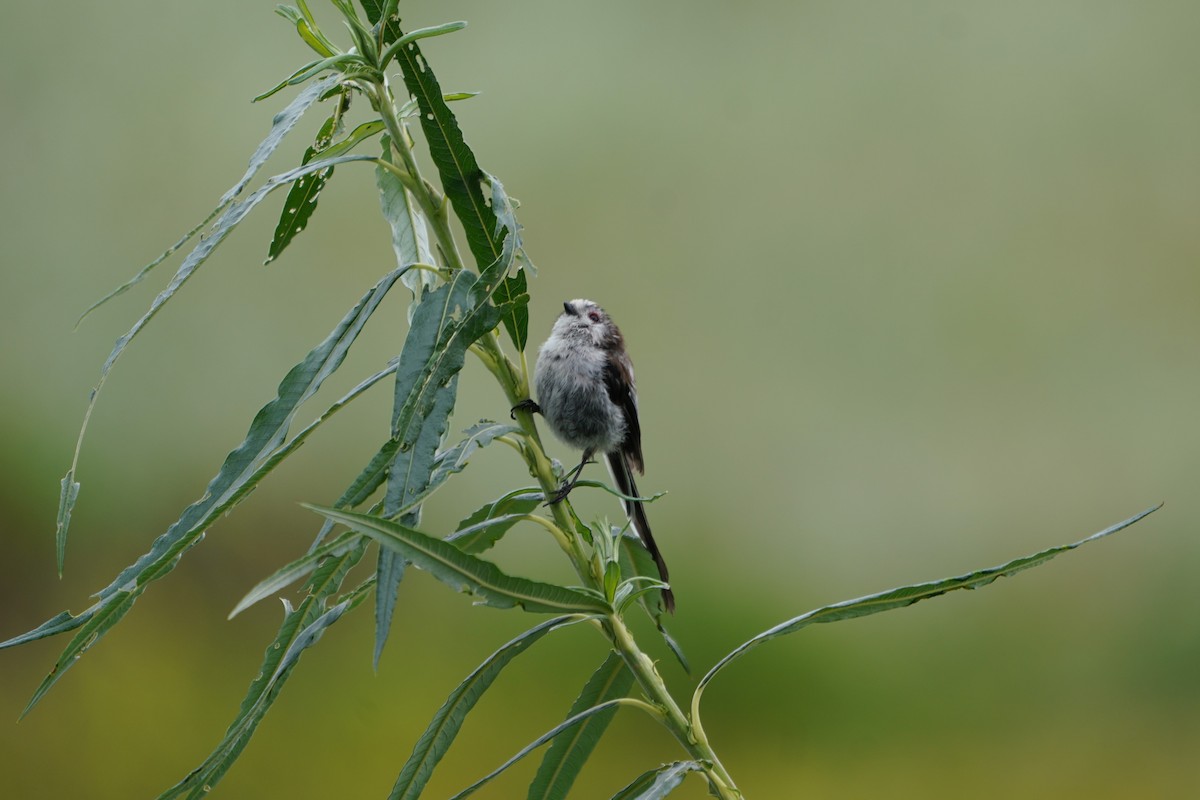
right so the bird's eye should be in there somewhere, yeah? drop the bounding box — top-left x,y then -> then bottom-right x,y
587,311 -> 601,323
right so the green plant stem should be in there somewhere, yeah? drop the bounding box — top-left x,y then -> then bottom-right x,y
474,333 -> 744,797
604,614 -> 741,799
363,66 -> 743,798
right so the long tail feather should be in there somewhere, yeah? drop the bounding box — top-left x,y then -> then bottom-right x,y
606,451 -> 674,613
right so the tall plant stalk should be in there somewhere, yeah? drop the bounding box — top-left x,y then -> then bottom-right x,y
0,3 -> 1159,799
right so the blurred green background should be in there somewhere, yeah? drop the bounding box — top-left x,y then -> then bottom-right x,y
1,1 -> 1197,797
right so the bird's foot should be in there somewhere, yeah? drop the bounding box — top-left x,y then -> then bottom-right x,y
510,399 -> 541,420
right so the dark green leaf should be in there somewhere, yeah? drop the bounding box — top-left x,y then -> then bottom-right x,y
358,0 -> 402,46
393,35 -> 496,270
266,113 -> 340,264
609,762 -> 704,800
527,652 -> 634,800
388,616 -> 581,800
448,700 -> 627,800
305,505 -> 611,615
695,504 -> 1163,707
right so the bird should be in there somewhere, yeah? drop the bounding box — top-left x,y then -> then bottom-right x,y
513,299 -> 674,613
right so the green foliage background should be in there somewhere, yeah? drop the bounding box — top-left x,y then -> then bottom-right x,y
0,1 -> 1196,797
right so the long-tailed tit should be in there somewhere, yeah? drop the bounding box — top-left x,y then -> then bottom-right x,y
513,299 -> 674,612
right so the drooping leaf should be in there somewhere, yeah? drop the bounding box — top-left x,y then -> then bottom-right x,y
694,504 -> 1163,710
75,72 -> 343,328
224,74 -> 344,209
527,651 -> 634,800
305,505 -> 610,615
252,53 -> 364,102
373,270 -> 511,659
5,272 -> 400,712
609,762 -> 704,800
230,530 -> 361,618
448,700 -> 628,800
388,616 -> 582,800
56,149 -> 377,574
446,513 -> 536,556
159,541 -> 367,799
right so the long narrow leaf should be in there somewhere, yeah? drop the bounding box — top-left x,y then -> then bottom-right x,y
230,531 -> 360,618
694,504 -> 1162,710
391,35 -> 497,272
305,505 -> 610,615
375,275 -> 493,665
378,21 -> 468,70
308,435 -> 401,551
388,616 -> 583,800
55,151 -> 376,574
609,762 -> 704,800
266,109 -> 342,264
389,30 -> 529,347
448,509 -> 539,555
448,700 -> 627,800
451,489 -> 542,552
159,542 -> 368,799
6,272 -> 400,713
74,74 -> 342,329
527,652 -> 634,800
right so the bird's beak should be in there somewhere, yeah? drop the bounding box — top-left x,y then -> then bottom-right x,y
562,301 -> 576,316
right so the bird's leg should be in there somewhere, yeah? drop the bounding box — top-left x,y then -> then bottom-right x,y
510,398 -> 541,419
546,448 -> 594,505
